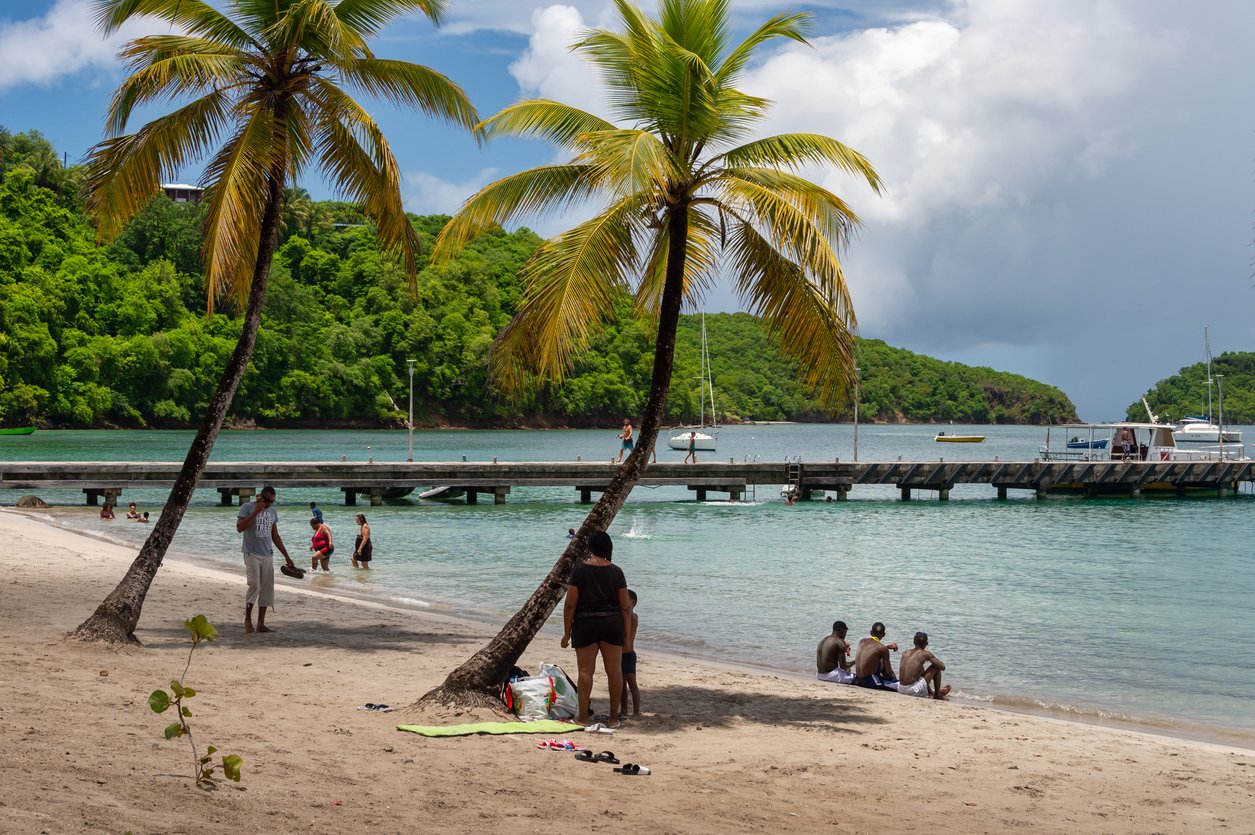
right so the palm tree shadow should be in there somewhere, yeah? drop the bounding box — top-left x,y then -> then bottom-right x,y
139,620 -> 473,654
625,683 -> 885,734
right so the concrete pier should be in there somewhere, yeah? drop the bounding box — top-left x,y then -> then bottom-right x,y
2,459 -> 1253,506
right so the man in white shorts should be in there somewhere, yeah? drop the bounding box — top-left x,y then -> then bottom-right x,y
236,485 -> 296,634
897,632 -> 950,700
816,620 -> 854,684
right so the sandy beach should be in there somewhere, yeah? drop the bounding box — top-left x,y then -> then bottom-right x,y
2,508 -> 1252,834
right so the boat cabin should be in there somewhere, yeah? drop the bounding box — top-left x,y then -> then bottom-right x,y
1041,423 -> 1244,462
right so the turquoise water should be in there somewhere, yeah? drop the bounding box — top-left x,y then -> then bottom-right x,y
6,426 -> 1255,739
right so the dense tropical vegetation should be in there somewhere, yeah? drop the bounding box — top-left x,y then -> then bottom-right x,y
1132,353 -> 1255,424
0,130 -> 1076,429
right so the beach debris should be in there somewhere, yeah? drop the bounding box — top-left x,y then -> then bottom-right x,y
16,495 -> 48,508
357,703 -> 393,712
99,670 -> 108,677
147,614 -> 243,787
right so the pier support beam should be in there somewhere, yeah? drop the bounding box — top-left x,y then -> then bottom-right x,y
235,487 -> 255,506
579,487 -> 593,504
938,488 -> 950,502
1035,487 -> 1047,500
1130,486 -> 1142,499
694,488 -> 708,502
217,487 -> 255,506
494,486 -> 510,505
82,488 -> 122,507
466,490 -> 478,505
900,487 -> 911,501
342,488 -> 357,506
996,486 -> 1008,500
836,486 -> 849,502
1217,484 -> 1231,498
369,488 -> 384,507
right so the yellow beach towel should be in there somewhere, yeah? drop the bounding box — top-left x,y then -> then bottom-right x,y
396,719 -> 575,738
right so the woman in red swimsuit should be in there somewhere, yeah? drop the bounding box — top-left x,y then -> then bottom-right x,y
309,517 -> 334,573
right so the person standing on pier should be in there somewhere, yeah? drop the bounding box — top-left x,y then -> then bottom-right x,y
618,419 -> 635,463
684,431 -> 698,464
236,486 -> 296,633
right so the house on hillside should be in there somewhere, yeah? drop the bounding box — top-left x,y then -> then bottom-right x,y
161,183 -> 204,204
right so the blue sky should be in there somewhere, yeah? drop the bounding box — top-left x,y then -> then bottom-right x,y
2,1 -> 1253,420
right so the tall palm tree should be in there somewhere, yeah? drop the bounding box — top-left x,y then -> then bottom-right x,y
73,0 -> 478,643
419,0 -> 881,706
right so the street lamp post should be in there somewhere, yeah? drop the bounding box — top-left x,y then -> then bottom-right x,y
406,359 -> 416,462
853,366 -> 861,462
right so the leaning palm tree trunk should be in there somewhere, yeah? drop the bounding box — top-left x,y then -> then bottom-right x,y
73,173 -> 286,643
418,211 -> 690,706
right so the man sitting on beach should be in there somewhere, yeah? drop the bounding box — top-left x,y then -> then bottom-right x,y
816,620 -> 853,684
853,622 -> 900,691
897,631 -> 950,700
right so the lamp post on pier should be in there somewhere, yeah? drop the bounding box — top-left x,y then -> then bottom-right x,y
853,366 -> 861,462
406,359 -> 416,462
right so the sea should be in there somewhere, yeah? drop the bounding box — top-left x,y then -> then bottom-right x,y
7,424 -> 1254,746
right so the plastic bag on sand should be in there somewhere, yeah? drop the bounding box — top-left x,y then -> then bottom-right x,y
506,676 -> 554,721
539,662 -> 578,721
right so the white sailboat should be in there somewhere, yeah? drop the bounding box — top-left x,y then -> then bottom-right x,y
668,313 -> 718,452
1172,327 -> 1242,448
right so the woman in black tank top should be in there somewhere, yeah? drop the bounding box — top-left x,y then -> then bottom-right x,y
561,530 -> 631,727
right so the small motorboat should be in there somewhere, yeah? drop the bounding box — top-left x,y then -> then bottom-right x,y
418,486 -> 464,500
934,432 -> 985,443
0,427 -> 36,436
1066,436 -> 1109,450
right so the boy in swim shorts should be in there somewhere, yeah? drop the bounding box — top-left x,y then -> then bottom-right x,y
897,631 -> 950,700
619,590 -> 641,718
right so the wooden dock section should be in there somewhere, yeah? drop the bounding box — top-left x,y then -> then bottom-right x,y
1,459 -> 1252,505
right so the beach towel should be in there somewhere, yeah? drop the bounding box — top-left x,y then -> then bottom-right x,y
396,719 -> 575,738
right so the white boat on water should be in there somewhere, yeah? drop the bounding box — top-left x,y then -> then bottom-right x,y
669,313 -> 719,452
1040,422 -> 1246,462
1169,328 -> 1243,448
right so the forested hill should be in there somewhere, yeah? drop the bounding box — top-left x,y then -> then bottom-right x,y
1131,353 -> 1255,424
0,128 -> 1077,428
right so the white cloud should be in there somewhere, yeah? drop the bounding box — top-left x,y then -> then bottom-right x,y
0,0 -> 144,90
402,168 -> 500,216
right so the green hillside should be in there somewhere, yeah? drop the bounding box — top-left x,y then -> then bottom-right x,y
1130,352 -> 1255,424
0,128 -> 1078,428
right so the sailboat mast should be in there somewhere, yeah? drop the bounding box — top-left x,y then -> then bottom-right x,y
698,313 -> 705,430
1204,325 -> 1214,423
702,314 -> 716,429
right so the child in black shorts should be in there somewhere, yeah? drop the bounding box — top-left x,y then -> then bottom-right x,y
620,590 -> 641,718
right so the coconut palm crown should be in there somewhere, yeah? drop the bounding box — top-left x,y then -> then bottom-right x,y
86,0 -> 478,309
435,0 -> 881,405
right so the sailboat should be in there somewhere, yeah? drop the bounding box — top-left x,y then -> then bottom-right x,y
668,314 -> 719,452
1172,328 -> 1242,447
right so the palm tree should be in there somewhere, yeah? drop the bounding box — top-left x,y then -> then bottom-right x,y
73,0 -> 478,643
418,0 -> 881,706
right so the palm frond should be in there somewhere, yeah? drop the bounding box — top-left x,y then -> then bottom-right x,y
431,165 -> 603,264
85,88 -> 234,240
338,58 -> 478,135
200,103 -> 281,311
307,78 -> 418,277
479,100 -> 615,150
717,134 -> 883,192
265,0 -> 362,66
574,129 -> 683,195
633,205 -> 721,322
491,194 -> 648,393
94,0 -> 260,50
726,220 -> 856,406
107,43 -> 249,135
334,0 -> 444,37
715,11 -> 810,85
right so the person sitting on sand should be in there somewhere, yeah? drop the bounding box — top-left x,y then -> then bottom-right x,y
816,620 -> 853,684
100,502 -> 116,520
309,517 -> 334,573
562,530 -> 631,728
853,622 -> 900,691
125,502 -> 139,520
897,631 -> 950,700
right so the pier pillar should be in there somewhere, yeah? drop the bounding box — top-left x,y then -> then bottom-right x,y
369,488 -> 384,507
799,487 -> 812,501
695,488 -> 708,502
579,488 -> 592,504
836,486 -> 849,502
217,488 -> 234,506
236,487 -> 255,506
466,489 -> 479,505
342,488 -> 357,506
1217,484 -> 1231,498
1175,485 -> 1187,497
729,488 -> 742,502
82,488 -> 123,507
1035,487 -> 1047,499
938,488 -> 950,502
996,486 -> 1007,500
494,486 -> 510,505
900,487 -> 911,501
1130,486 -> 1142,499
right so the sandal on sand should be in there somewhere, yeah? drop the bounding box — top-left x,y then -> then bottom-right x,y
615,763 -> 651,775
574,749 -> 597,762
595,751 -> 620,764
583,722 -> 617,734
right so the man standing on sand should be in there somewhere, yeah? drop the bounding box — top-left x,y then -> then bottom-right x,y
853,622 -> 900,691
816,620 -> 853,684
897,631 -> 950,700
236,485 -> 296,634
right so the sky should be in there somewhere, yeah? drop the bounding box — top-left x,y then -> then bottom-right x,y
1,0 -> 1252,420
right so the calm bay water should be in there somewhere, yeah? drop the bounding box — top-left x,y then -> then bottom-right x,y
7,425 -> 1255,741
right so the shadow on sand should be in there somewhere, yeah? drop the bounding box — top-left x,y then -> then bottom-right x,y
621,682 -> 885,735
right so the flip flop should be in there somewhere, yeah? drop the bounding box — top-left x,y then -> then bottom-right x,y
583,722 -> 616,734
574,749 -> 597,762
594,751 -> 620,764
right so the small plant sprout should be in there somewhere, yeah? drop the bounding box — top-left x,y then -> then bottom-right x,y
147,615 -> 242,786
